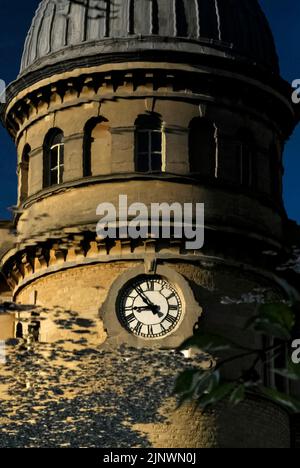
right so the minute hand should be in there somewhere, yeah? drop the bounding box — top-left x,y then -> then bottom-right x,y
135,289 -> 163,318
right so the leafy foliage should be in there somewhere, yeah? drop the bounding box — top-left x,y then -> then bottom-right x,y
174,302 -> 300,413
246,303 -> 295,340
258,386 -> 300,413
178,333 -> 238,354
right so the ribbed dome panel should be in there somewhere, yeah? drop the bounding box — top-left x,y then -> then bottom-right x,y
20,0 -> 279,74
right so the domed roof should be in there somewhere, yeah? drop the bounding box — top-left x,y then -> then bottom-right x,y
20,0 -> 279,75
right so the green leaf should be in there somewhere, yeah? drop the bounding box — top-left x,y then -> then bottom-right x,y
260,303 -> 295,330
253,320 -> 291,340
205,371 -> 220,393
246,303 -> 295,339
174,370 -> 214,408
272,359 -> 300,381
174,370 -> 223,408
258,386 -> 300,413
229,384 -> 245,406
197,382 -> 236,410
179,333 -> 236,354
173,368 -> 200,395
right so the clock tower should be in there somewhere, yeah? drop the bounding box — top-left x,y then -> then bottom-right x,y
1,0 -> 300,447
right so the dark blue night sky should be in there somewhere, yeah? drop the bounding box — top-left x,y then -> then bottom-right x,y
0,1 -> 299,221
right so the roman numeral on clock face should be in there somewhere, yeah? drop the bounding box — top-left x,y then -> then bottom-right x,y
133,322 -> 143,335
126,313 -> 136,324
135,285 -> 145,295
166,292 -> 176,300
165,314 -> 177,325
146,280 -> 155,291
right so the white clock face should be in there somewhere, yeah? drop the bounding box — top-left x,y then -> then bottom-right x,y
118,276 -> 183,339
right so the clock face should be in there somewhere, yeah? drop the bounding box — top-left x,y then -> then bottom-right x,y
117,276 -> 183,339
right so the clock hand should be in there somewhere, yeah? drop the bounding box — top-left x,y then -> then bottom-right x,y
134,306 -> 153,311
134,305 -> 164,319
135,288 -> 155,308
134,289 -> 164,318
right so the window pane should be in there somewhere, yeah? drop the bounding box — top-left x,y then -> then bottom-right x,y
58,165 -> 64,184
59,144 -> 64,166
50,169 -> 58,186
52,133 -> 63,146
136,154 -> 149,172
137,131 -> 149,153
151,153 -> 162,172
50,146 -> 59,170
151,131 -> 162,152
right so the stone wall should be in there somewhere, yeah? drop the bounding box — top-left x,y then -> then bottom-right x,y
15,259 -> 287,376
0,311 -> 292,448
6,63 -> 285,247
135,397 -> 290,449
16,262 -> 137,345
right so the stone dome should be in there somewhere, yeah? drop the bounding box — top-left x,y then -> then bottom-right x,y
20,0 -> 279,75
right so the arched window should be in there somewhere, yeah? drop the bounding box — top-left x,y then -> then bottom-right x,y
20,144 -> 30,202
237,130 -> 254,188
135,114 -> 163,173
189,118 -> 216,176
16,322 -> 23,339
43,129 -> 64,188
83,117 -> 111,177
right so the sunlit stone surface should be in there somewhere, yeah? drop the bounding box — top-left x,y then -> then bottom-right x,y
0,302 -> 212,448
0,302 -> 291,448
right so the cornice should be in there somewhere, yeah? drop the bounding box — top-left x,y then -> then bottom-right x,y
2,54 -> 297,141
0,232 -> 294,302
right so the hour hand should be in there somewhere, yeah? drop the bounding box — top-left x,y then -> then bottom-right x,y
133,306 -> 163,318
134,306 -> 152,312
135,288 -> 152,305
